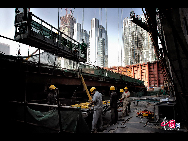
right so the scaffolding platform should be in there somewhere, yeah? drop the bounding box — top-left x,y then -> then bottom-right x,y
14,8 -> 87,62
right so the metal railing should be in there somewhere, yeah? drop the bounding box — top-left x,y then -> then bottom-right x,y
78,62 -> 144,85
14,10 -> 87,61
30,13 -> 86,59
1,51 -> 144,85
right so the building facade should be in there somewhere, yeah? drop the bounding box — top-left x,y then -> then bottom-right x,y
122,13 -> 156,66
60,14 -> 76,38
89,18 -> 108,67
60,13 -> 90,69
0,42 -> 10,55
60,13 -> 77,69
59,16 -> 108,68
73,23 -> 90,65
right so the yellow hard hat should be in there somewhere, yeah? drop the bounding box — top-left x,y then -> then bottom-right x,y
90,87 -> 96,92
110,86 -> 115,91
49,85 -> 56,90
120,89 -> 124,92
124,87 -> 128,89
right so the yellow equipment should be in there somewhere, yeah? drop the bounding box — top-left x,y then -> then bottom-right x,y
49,85 -> 56,90
124,87 -> 128,89
71,101 -> 109,109
80,74 -> 92,101
103,101 -> 107,104
79,103 -> 90,109
110,86 -> 115,91
71,73 -> 110,110
137,110 -> 154,117
120,89 -> 124,92
71,102 -> 93,109
71,74 -> 93,109
143,113 -> 148,117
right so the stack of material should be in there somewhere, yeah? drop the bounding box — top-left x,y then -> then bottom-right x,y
71,101 -> 110,109
71,102 -> 91,109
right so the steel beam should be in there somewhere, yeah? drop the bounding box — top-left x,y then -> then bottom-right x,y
139,64 -> 142,81
147,62 -> 150,89
156,61 -> 159,87
132,65 -> 135,78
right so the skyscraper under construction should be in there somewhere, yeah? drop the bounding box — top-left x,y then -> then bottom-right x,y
122,12 -> 156,66
59,9 -> 89,69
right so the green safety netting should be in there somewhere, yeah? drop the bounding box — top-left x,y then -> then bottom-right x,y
8,103 -> 90,133
27,106 -> 59,129
27,106 -> 90,133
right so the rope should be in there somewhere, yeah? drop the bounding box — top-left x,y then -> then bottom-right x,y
0,34 -> 16,42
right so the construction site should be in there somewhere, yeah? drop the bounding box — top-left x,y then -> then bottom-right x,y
1,8 -> 188,133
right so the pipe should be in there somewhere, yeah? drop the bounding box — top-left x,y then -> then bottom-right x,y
56,88 -> 62,133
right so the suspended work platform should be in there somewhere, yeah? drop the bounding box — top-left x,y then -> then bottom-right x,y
14,8 -> 87,62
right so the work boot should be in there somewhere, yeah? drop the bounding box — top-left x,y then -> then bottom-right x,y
125,109 -> 129,116
97,127 -> 104,132
121,113 -> 124,117
91,129 -> 97,133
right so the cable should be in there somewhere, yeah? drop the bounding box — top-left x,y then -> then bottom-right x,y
101,8 -> 102,26
105,8 -> 107,32
0,34 -> 17,42
121,8 -> 123,66
81,8 -> 84,41
118,8 -> 119,66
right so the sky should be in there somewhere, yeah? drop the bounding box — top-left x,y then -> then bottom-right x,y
0,8 -> 144,67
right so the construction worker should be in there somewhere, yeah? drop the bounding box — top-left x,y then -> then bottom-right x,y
81,39 -> 87,58
119,89 -> 124,95
119,87 -> 130,117
89,87 -> 103,133
126,87 -> 131,113
119,89 -> 124,107
47,85 -> 57,110
110,86 -> 118,125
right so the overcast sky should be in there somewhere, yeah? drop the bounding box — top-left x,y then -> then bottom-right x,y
0,8 -> 144,67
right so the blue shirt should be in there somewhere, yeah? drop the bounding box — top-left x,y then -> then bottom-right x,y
92,91 -> 103,109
